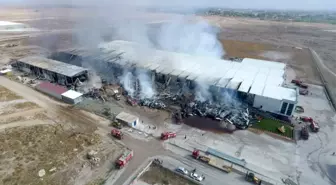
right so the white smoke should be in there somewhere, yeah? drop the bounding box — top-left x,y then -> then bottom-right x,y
195,83 -> 212,102
136,69 -> 156,99
156,18 -> 224,58
119,70 -> 135,97
112,17 -> 224,99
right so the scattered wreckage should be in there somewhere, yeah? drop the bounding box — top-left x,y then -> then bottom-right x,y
83,83 -> 257,130
179,100 -> 253,129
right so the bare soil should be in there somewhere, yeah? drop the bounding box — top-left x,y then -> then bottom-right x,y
0,101 -> 40,116
140,164 -> 198,185
0,79 -> 124,185
0,86 -> 22,101
0,124 -> 101,185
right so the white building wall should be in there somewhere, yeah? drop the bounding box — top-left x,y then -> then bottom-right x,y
253,95 -> 282,113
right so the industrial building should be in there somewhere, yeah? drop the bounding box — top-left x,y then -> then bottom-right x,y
14,56 -> 88,85
116,112 -> 139,128
61,40 -> 298,117
61,90 -> 83,104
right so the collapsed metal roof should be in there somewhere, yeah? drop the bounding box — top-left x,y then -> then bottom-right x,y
61,40 -> 296,102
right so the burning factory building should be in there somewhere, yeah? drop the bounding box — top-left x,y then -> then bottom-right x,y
56,40 -> 298,121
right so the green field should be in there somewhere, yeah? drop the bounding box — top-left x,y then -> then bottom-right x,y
252,118 -> 294,139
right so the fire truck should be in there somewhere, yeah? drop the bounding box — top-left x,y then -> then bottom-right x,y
161,132 -> 176,140
310,121 -> 320,132
192,149 -> 232,173
192,149 -> 211,163
115,149 -> 133,169
111,129 -> 124,140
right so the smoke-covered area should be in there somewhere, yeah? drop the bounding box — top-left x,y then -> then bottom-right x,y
119,70 -> 136,97
91,13 -> 225,101
136,68 -> 156,99
153,19 -> 224,58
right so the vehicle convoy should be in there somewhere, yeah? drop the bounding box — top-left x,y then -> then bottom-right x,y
192,149 -> 232,173
245,172 -> 262,185
116,149 -> 133,169
161,132 -> 177,140
111,129 -> 124,140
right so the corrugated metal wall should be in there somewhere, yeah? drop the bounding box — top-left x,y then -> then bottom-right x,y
35,82 -> 67,100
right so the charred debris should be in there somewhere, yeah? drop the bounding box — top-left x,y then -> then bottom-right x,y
82,77 -> 259,131
50,51 -> 259,131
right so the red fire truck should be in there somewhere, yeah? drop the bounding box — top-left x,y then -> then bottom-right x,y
115,149 -> 133,169
161,132 -> 177,140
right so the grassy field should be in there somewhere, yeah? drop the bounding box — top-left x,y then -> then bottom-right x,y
220,39 -> 274,60
251,118 -> 294,139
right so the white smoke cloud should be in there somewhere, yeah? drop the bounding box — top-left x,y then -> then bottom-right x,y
136,69 -> 156,99
156,18 -> 225,58
119,70 -> 135,97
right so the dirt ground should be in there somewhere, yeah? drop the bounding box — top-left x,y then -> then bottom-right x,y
139,164 -> 198,185
0,84 -> 124,185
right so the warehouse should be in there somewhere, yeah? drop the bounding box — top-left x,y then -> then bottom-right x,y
116,112 -> 139,128
14,56 -> 88,85
96,41 -> 298,116
60,40 -> 298,116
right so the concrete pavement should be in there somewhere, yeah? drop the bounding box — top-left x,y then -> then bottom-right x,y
130,155 -> 250,185
159,155 -> 250,185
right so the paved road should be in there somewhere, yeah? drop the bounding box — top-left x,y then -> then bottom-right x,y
0,76 -> 250,185
158,155 -> 249,185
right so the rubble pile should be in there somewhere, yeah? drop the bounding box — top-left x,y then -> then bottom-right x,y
180,100 -> 252,129
82,80 -> 260,130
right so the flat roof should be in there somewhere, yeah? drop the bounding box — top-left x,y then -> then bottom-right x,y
263,86 -> 297,102
116,111 -> 138,123
66,40 -> 295,102
61,90 -> 83,99
36,82 -> 68,95
18,56 -> 88,77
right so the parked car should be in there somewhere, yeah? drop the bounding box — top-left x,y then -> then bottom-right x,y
190,172 -> 204,182
176,167 -> 189,175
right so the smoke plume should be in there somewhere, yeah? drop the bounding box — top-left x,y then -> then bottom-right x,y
136,69 -> 156,99
155,18 -> 224,58
106,16 -> 225,99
